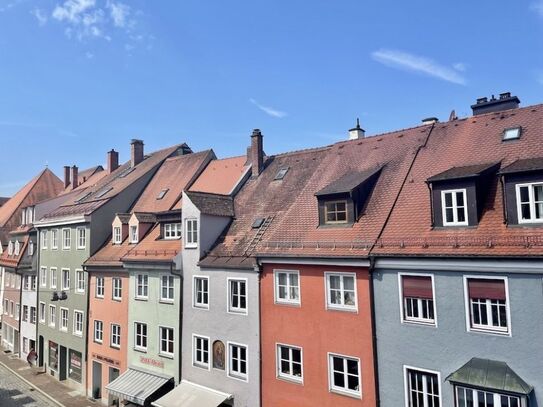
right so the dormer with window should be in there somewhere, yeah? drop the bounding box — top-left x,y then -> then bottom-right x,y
315,167 -> 383,227
8,241 -> 13,256
14,241 -> 20,256
112,213 -> 130,244
128,212 -> 156,244
427,162 -> 500,228
500,157 -> 543,225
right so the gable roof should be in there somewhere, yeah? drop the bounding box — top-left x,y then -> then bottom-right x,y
315,166 -> 383,196
427,162 -> 500,183
188,155 -> 250,195
60,165 -> 106,194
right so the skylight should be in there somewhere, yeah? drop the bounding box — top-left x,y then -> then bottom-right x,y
252,218 -> 265,228
118,167 -> 135,178
95,187 -> 113,199
75,192 -> 92,203
157,188 -> 169,200
274,167 -> 289,180
503,127 -> 521,141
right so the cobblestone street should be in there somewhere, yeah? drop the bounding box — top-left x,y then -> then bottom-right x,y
0,363 -> 57,406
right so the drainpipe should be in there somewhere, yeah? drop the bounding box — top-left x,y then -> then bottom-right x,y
426,181 -> 435,228
17,269 -> 22,357
84,266 -> 91,398
499,175 -> 508,225
368,256 -> 380,407
170,261 -> 183,384
255,259 -> 263,407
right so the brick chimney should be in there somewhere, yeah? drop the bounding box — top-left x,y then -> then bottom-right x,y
71,165 -> 78,189
131,139 -> 144,167
107,149 -> 119,174
250,129 -> 264,178
63,166 -> 71,189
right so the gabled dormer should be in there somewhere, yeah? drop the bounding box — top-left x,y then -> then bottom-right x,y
8,241 -> 13,256
128,212 -> 156,244
315,167 -> 383,227
426,162 -> 500,228
499,157 -> 543,225
14,240 -> 20,256
112,213 -> 131,244
156,210 -> 182,240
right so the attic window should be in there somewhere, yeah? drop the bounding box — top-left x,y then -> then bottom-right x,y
95,187 -> 113,199
118,167 -> 135,178
157,189 -> 169,200
324,201 -> 348,224
274,167 -> 289,181
502,127 -> 521,141
252,218 -> 265,228
75,192 -> 92,203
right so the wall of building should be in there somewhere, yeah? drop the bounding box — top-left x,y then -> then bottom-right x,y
373,263 -> 543,407
260,263 -> 376,407
2,269 -> 20,353
20,273 -> 37,361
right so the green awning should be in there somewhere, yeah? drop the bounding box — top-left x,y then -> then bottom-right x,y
446,358 -> 533,396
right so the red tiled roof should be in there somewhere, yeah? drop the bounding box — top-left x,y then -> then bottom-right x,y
0,235 -> 29,269
60,165 -> 106,194
189,155 -> 249,195
121,225 -> 180,263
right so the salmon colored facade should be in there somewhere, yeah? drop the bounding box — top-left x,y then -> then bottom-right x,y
261,263 -> 376,407
86,271 -> 129,402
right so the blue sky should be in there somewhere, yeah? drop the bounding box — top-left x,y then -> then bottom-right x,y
0,0 -> 542,196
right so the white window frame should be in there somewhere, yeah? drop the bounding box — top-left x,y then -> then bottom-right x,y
61,268 -> 70,290
50,267 -> 57,289
227,278 -> 248,315
274,269 -> 301,305
41,231 -> 48,249
111,324 -> 121,349
73,310 -> 84,336
192,334 -> 210,370
463,275 -> 511,337
62,228 -> 71,250
15,303 -> 19,320
130,225 -> 138,244
160,275 -> 174,303
324,272 -> 358,312
516,182 -> 543,224
76,227 -> 86,249
39,302 -> 46,324
227,341 -> 248,382
49,304 -> 56,327
403,365 -> 442,407
159,326 -> 175,358
113,226 -> 122,244
327,352 -> 361,398
193,276 -> 209,309
185,218 -> 198,248
60,307 -> 69,332
112,277 -> 122,300
164,223 -> 182,239
51,229 -> 58,250
454,385 -> 522,407
276,343 -> 303,384
135,274 -> 148,300
441,189 -> 468,226
96,276 -> 105,298
28,240 -> 34,256
40,266 -> 47,287
14,241 -> 20,256
94,320 -> 104,343
22,305 -> 29,322
8,241 -> 13,256
134,321 -> 147,351
75,269 -> 85,293
324,200 -> 349,224
398,273 -> 437,327
30,306 -> 36,324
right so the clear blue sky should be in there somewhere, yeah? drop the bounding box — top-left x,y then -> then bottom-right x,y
1,0 -> 542,196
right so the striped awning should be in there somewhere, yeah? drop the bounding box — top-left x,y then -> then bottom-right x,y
106,368 -> 173,405
152,380 -> 232,407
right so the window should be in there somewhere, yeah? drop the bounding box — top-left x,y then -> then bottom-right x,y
41,231 -> 48,249
30,307 -> 36,324
73,311 -> 83,336
8,241 -> 13,255
160,275 -> 174,302
325,272 -> 357,311
157,188 -> 169,200
325,200 -> 348,224
130,225 -> 138,243
516,182 -> 543,224
3,299 -> 7,314
111,324 -> 121,348
22,305 -> 29,322
15,304 -> 19,320
40,267 -> 47,287
328,353 -> 361,397
274,270 -> 300,305
185,218 -> 198,247
405,367 -> 440,407
95,187 -> 112,198
39,302 -> 45,324
77,227 -> 86,249
112,278 -> 122,300
159,327 -> 174,356
62,228 -> 71,250
96,277 -> 105,298
75,270 -> 85,293
400,274 -> 436,325
94,320 -> 103,343
113,226 -> 122,244
274,167 -> 289,180
50,268 -> 57,289
456,386 -> 520,407
31,276 -> 37,291
502,126 -> 521,141
51,229 -> 58,249
9,301 -> 13,316
49,305 -> 56,327
465,277 -> 509,335
228,279 -> 247,314
277,344 -> 303,382
62,269 -> 70,290
441,189 -> 468,226
134,322 -> 147,351
60,308 -> 68,331
193,276 -> 209,308
14,241 -> 19,256
228,342 -> 248,381
136,274 -> 148,299
28,241 -> 34,256
164,223 -> 182,239
23,275 -> 30,291
193,335 -> 209,369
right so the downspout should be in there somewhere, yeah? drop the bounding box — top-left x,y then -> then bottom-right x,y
84,264 -> 91,397
170,261 -> 183,384
368,256 -> 380,407
17,268 -> 22,357
256,259 -> 263,407
426,181 -> 435,228
499,174 -> 508,225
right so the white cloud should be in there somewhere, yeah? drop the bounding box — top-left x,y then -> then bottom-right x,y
249,98 -> 287,118
371,49 -> 466,85
31,8 -> 48,26
107,1 -> 132,28
453,62 -> 467,72
52,0 -> 96,23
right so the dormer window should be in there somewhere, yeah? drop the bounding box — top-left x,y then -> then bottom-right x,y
324,201 -> 348,224
516,183 -> 543,224
164,223 -> 182,239
502,126 -> 521,141
14,241 -> 20,256
113,226 -> 122,244
441,189 -> 468,226
8,241 -> 13,256
28,241 -> 34,256
130,225 -> 138,243
274,167 -> 289,181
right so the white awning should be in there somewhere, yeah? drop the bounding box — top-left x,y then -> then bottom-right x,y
152,380 -> 232,407
106,368 -> 173,405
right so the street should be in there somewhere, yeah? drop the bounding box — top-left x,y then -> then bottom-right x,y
0,363 -> 57,407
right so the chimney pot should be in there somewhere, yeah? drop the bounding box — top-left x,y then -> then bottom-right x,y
71,165 -> 78,190
250,129 -> 264,178
499,92 -> 511,100
107,149 -> 119,174
131,139 -> 144,167
422,117 -> 439,125
348,118 -> 365,140
63,166 -> 71,189
471,93 -> 520,115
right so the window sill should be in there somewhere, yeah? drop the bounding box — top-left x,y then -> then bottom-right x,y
135,297 -> 148,302
277,375 -> 303,386
330,388 -> 361,399
159,353 -> 174,360
227,309 -> 248,316
159,299 -> 174,305
112,298 -> 122,302
193,363 -> 210,370
193,304 -> 209,310
402,319 -> 437,328
274,300 -> 301,307
227,373 -> 248,383
184,245 -> 198,249
134,347 -> 147,353
73,332 -> 83,337
110,345 -> 120,350
326,305 -> 358,313
468,326 -> 510,337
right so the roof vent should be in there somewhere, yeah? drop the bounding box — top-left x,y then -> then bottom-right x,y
422,117 -> 439,125
348,118 -> 365,140
471,93 -> 520,116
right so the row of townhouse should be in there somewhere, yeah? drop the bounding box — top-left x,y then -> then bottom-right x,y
0,92 -> 541,407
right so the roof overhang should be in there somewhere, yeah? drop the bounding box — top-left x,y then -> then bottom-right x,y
258,256 -> 370,267
33,215 -> 88,228
375,257 -> 543,273
152,380 -> 232,407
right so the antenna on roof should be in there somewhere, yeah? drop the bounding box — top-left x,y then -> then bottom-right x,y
449,110 -> 458,121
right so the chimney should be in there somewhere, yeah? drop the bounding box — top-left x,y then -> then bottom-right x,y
71,165 -> 78,189
422,117 -> 439,125
107,149 -> 119,174
348,118 -> 365,140
471,92 -> 520,116
250,129 -> 264,178
63,166 -> 71,189
131,139 -> 144,167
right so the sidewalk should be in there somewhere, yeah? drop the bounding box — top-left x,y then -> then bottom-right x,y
0,349 -> 94,407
